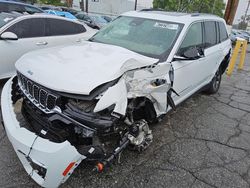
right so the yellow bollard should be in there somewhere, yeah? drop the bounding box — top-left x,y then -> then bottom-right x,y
226,39 -> 248,76
226,40 -> 242,76
238,40 -> 248,70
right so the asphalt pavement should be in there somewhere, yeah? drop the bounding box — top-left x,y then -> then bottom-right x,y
0,49 -> 250,188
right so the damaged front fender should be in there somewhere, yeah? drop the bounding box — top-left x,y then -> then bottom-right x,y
94,78 -> 128,116
94,63 -> 172,117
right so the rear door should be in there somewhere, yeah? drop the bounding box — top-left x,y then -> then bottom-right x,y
217,21 -> 231,69
0,18 -> 46,78
202,21 -> 222,83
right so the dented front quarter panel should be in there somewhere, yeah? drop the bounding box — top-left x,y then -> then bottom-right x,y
94,62 -> 172,116
94,78 -> 128,115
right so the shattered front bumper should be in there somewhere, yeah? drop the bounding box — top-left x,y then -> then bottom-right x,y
1,77 -> 85,188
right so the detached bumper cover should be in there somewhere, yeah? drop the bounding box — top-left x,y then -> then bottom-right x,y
1,78 -> 85,188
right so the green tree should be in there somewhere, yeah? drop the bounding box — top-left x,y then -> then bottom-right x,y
38,0 -> 65,6
153,0 -> 225,17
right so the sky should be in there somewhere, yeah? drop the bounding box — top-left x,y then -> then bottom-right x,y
136,0 -> 250,24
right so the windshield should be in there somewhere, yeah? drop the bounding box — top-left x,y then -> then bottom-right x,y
0,13 -> 16,28
90,16 -> 183,58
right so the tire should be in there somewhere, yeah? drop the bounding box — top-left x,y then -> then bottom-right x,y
204,68 -> 222,94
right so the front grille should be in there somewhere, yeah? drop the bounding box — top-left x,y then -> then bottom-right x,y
40,89 -> 47,107
21,99 -> 70,143
17,72 -> 58,111
33,85 -> 39,101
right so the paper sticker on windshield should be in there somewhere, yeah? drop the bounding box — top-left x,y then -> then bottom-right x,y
3,17 -> 14,22
154,22 -> 178,30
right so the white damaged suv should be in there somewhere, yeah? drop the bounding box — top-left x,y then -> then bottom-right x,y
1,10 -> 231,187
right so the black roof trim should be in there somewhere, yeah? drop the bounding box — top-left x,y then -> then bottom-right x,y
140,9 -> 220,18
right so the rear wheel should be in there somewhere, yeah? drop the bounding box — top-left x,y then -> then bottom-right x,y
204,68 -> 222,94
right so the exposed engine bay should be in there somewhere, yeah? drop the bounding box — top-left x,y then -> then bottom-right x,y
13,63 -> 172,173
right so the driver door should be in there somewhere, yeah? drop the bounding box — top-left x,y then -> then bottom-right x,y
171,22 -> 207,105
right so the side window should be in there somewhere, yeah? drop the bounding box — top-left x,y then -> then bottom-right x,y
76,14 -> 84,20
7,4 -> 25,13
24,6 -> 42,14
5,18 -> 45,38
46,19 -> 86,36
204,21 -> 217,48
0,3 -> 8,12
178,22 -> 203,55
218,22 -> 228,42
83,15 -> 91,22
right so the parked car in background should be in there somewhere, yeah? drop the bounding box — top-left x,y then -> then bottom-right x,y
39,5 -> 61,11
229,30 -> 238,44
239,30 -> 250,43
75,12 -> 108,29
1,10 -> 231,187
0,12 -> 96,79
0,0 -> 43,14
45,9 -> 77,20
60,6 -> 79,15
230,29 -> 250,44
101,15 -> 113,22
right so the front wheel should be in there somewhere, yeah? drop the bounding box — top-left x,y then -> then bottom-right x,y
204,68 -> 222,94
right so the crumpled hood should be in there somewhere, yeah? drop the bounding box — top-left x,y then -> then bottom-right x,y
16,41 -> 158,95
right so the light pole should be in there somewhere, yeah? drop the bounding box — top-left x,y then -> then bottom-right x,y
86,0 -> 88,13
224,0 -> 239,25
135,0 -> 138,10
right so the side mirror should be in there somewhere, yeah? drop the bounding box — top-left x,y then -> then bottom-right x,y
183,47 -> 203,59
0,32 -> 18,40
173,47 -> 204,61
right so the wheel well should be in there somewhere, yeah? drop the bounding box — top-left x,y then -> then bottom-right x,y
127,97 -> 157,124
220,50 -> 231,74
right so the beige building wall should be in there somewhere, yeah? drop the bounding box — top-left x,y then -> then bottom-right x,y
88,0 -> 134,15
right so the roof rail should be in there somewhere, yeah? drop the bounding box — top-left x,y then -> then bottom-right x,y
140,8 -> 165,12
191,12 -> 220,18
191,12 -> 200,17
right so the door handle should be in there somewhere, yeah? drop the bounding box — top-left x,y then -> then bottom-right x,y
36,41 -> 48,46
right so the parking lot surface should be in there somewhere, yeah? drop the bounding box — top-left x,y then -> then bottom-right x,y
0,50 -> 250,188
